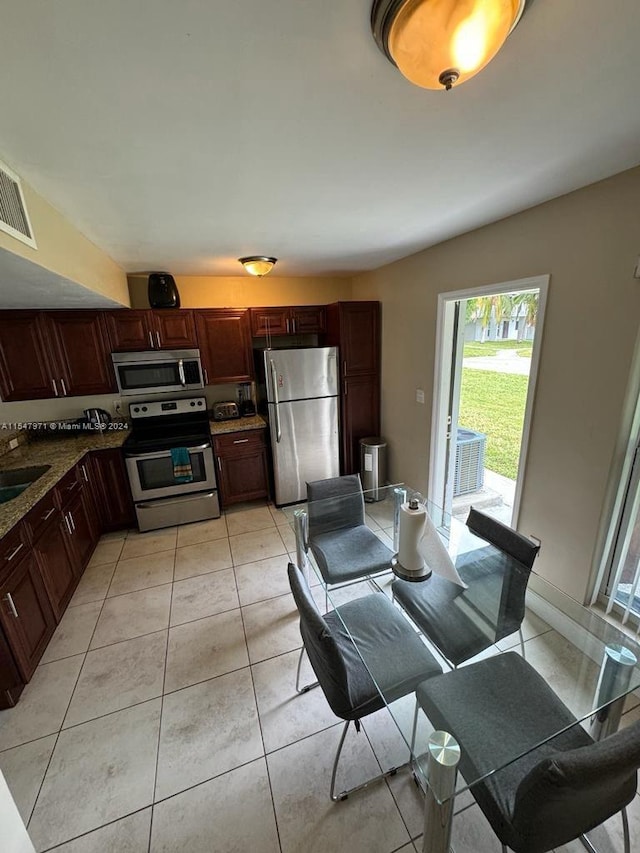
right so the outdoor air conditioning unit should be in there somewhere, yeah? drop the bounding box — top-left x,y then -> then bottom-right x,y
453,428 -> 486,496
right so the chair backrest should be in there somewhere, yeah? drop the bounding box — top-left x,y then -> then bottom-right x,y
287,562 -> 354,718
466,507 -> 540,569
307,474 -> 365,537
510,720 -> 640,852
466,508 -> 540,642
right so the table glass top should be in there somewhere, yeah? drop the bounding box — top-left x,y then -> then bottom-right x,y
284,483 -> 640,803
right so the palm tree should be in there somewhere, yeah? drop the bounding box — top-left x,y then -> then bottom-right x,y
512,291 -> 539,341
466,294 -> 514,340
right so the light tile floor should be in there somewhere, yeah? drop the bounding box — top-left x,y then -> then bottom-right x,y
0,501 -> 638,852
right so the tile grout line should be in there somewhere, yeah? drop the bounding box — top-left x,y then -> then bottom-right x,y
24,550 -> 121,839
237,564 -> 284,853
147,537 -> 178,853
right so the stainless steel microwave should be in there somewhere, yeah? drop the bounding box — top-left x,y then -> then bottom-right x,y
112,349 -> 204,396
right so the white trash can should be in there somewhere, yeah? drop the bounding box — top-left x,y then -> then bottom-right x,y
360,437 -> 387,502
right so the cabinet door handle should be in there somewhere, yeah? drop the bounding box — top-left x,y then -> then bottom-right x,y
81,464 -> 89,482
291,319 -> 296,334
3,594 -> 18,619
66,480 -> 79,493
68,511 -> 75,532
203,368 -> 209,385
64,513 -> 73,535
344,379 -> 348,396
217,456 -> 222,471
156,331 -> 162,349
286,318 -> 290,334
52,378 -> 59,397
5,543 -> 24,562
148,331 -> 154,349
343,361 -> 347,377
43,508 -> 56,521
60,378 -> 68,396
233,439 -> 249,444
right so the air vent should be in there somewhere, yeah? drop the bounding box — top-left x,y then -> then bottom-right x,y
0,159 -> 36,248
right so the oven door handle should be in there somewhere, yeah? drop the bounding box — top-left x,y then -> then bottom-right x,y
136,491 -> 217,509
178,359 -> 186,386
124,443 -> 211,459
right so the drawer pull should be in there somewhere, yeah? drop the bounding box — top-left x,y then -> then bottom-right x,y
148,331 -> 155,348
51,378 -> 59,397
233,439 -> 249,444
67,480 -> 79,492
81,464 -> 89,483
5,543 -> 23,562
3,593 -> 18,618
42,508 -> 56,521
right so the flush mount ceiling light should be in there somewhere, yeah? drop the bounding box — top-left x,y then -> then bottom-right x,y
238,256 -> 278,277
371,0 -> 530,91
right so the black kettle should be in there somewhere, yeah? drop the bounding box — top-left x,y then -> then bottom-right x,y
84,408 -> 112,428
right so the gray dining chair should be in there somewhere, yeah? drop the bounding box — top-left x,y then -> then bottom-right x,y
287,561 -> 441,801
393,507 -> 540,667
305,474 -> 395,597
416,651 -> 640,853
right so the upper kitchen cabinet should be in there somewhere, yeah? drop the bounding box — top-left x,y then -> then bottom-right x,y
105,310 -> 197,351
195,309 -> 253,384
0,312 -> 52,401
44,312 -> 116,396
250,305 -> 326,337
326,301 -> 380,377
0,310 -> 115,400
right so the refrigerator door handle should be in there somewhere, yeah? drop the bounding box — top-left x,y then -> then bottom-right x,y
270,359 -> 282,443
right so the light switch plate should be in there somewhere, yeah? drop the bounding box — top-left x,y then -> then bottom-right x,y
416,389 -> 425,404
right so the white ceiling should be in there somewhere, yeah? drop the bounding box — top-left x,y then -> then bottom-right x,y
0,0 -> 639,280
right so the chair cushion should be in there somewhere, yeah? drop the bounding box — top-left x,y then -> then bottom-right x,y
288,563 -> 440,720
310,525 -> 395,584
393,546 -> 527,665
466,508 -> 540,569
415,652 -> 637,853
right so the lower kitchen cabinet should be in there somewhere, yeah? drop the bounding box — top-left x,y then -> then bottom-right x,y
214,430 -> 269,506
63,490 -> 99,575
90,448 -> 136,531
32,512 -> 77,620
0,549 -> 56,682
341,372 -> 381,475
0,626 -> 24,708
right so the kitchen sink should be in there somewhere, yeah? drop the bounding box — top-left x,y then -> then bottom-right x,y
0,465 -> 51,504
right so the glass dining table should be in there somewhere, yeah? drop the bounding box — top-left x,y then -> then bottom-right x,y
285,483 -> 640,853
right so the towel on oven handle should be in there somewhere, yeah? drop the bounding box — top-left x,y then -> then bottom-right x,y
170,447 -> 194,483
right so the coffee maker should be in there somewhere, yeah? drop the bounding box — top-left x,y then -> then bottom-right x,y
237,383 -> 256,417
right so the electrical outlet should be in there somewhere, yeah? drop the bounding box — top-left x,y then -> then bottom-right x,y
8,438 -> 19,450
113,399 -> 123,416
416,389 -> 425,404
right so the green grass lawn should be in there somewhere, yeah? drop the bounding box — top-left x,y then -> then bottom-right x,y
463,340 -> 532,358
458,369 -> 528,480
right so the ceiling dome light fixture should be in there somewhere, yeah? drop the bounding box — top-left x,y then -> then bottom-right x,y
371,0 -> 530,91
238,256 -> 278,277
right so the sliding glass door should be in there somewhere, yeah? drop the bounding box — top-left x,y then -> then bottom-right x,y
605,443 -> 640,628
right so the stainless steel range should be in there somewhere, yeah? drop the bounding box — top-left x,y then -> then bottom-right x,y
123,396 -> 220,532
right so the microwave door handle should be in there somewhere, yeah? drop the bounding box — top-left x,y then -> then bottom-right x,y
269,359 -> 282,443
178,359 -> 186,386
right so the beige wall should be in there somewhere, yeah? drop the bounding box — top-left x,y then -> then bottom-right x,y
353,166 -> 640,602
128,274 -> 353,308
0,177 -> 129,305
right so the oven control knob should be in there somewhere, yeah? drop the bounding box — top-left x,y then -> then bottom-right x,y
142,406 -> 148,412
190,401 -> 195,407
197,400 -> 203,406
133,407 -> 139,413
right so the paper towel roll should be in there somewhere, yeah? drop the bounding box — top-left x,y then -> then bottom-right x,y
398,501 -> 427,571
418,513 -> 468,589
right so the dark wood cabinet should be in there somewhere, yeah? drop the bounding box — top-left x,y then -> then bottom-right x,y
214,430 -> 269,506
106,309 -> 196,351
0,626 -> 24,709
0,311 -> 53,401
326,302 -> 381,474
341,373 -> 381,479
90,448 -> 136,531
250,305 -> 326,337
0,549 -> 56,681
44,311 -> 116,396
32,513 -> 77,620
195,309 -> 253,384
63,491 -> 98,576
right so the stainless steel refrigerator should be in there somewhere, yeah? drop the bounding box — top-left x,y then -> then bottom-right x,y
262,346 -> 339,505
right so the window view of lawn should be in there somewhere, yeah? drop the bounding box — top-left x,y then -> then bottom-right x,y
458,341 -> 532,481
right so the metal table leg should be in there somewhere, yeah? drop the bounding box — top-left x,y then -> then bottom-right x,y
422,731 -> 460,853
590,643 -> 638,741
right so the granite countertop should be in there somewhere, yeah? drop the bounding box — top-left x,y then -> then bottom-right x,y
209,415 -> 267,435
0,430 -> 128,540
